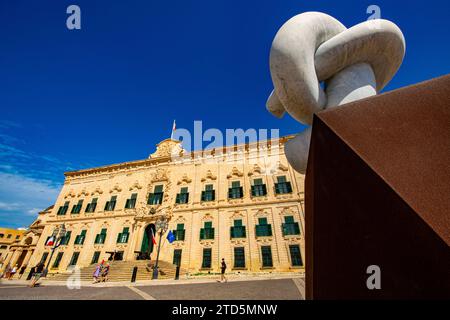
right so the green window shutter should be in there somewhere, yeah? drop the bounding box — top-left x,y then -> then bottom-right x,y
202,248 -> 212,268
101,228 -> 107,234
154,185 -> 163,193
176,224 -> 184,230
204,221 -> 212,228
131,193 -> 137,199
289,245 -> 303,266
261,246 -> 273,267
254,178 -> 263,185
180,187 -> 188,194
234,219 -> 242,227
123,227 -> 129,233
199,229 -> 205,240
231,181 -> 240,188
285,216 -> 294,223
234,247 -> 245,268
258,218 -> 268,225
117,233 -> 122,243
205,184 -> 213,191
277,176 -> 286,183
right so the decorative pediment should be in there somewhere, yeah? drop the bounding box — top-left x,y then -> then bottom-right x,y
248,164 -> 263,176
91,186 -> 103,196
129,181 -> 143,191
254,209 -> 268,218
177,174 -> 192,185
149,139 -> 183,159
201,213 -> 214,222
109,184 -> 122,193
230,211 -> 245,219
226,167 -> 243,179
201,170 -> 217,182
64,189 -> 77,199
78,188 -> 90,197
151,168 -> 169,182
269,161 -> 289,174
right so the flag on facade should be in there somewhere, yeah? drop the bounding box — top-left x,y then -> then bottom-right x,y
151,228 -> 157,245
46,236 -> 55,246
170,120 -> 176,139
167,230 -> 175,244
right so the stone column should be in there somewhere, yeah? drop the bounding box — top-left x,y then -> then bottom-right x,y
22,250 -> 34,268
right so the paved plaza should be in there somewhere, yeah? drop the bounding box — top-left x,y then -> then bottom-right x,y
0,276 -> 305,300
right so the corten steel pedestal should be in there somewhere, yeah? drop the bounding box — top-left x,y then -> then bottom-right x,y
305,74 -> 450,299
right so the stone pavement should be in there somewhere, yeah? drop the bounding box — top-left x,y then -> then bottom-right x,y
0,275 -> 305,300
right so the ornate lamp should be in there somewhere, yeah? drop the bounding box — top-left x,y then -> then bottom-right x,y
152,214 -> 169,279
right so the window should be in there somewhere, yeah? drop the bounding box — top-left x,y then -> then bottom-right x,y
94,229 -> 107,244
202,248 -> 212,268
117,227 -> 130,243
228,181 -> 243,199
91,251 -> 101,264
0,233 -> 3,238
173,224 -> 185,241
275,176 -> 293,194
289,245 -> 303,266
60,231 -> 71,245
251,178 -> 267,197
57,201 -> 70,215
234,247 -> 245,268
175,187 -> 189,204
85,198 -> 97,213
255,217 -> 272,237
52,252 -> 64,268
173,249 -> 182,267
74,230 -> 87,245
125,193 -> 137,209
230,219 -> 246,238
148,185 -> 164,205
7,234 -> 11,239
201,184 -> 215,202
282,216 -> 301,236
200,221 -> 214,240
15,235 -> 20,239
104,196 -> 117,211
40,252 -> 49,264
261,246 -> 273,267
69,252 -> 80,266
71,200 -> 83,214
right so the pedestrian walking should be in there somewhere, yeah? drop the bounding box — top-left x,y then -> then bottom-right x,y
18,264 -> 27,279
101,262 -> 110,282
29,262 -> 45,287
92,262 -> 103,283
8,264 -> 18,280
219,258 -> 227,283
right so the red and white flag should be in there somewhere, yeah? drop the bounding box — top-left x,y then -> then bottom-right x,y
151,228 -> 157,245
46,236 -> 55,246
171,120 -> 176,140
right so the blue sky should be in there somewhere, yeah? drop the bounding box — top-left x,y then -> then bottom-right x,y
0,0 -> 449,228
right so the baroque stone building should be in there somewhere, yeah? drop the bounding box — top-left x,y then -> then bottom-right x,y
24,136 -> 305,276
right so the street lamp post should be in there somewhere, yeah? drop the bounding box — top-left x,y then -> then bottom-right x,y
152,215 -> 168,280
43,224 -> 67,277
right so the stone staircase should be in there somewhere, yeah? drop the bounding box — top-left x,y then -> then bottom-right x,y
47,260 -> 184,282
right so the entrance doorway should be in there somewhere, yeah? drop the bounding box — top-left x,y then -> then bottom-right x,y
140,224 -> 156,260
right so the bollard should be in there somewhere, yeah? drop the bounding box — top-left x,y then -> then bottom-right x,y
131,266 -> 138,283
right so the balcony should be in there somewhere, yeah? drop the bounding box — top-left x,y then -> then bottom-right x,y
200,228 -> 215,240
282,223 -> 300,236
228,186 -> 243,199
255,224 -> 272,237
230,226 -> 246,238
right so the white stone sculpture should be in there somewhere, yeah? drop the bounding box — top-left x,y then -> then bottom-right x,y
267,12 -> 405,174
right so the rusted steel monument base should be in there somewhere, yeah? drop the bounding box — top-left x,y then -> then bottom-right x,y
305,75 -> 450,299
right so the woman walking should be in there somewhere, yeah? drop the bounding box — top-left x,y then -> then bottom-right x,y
92,263 -> 103,283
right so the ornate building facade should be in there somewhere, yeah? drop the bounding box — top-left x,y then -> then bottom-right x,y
24,136 -> 305,276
